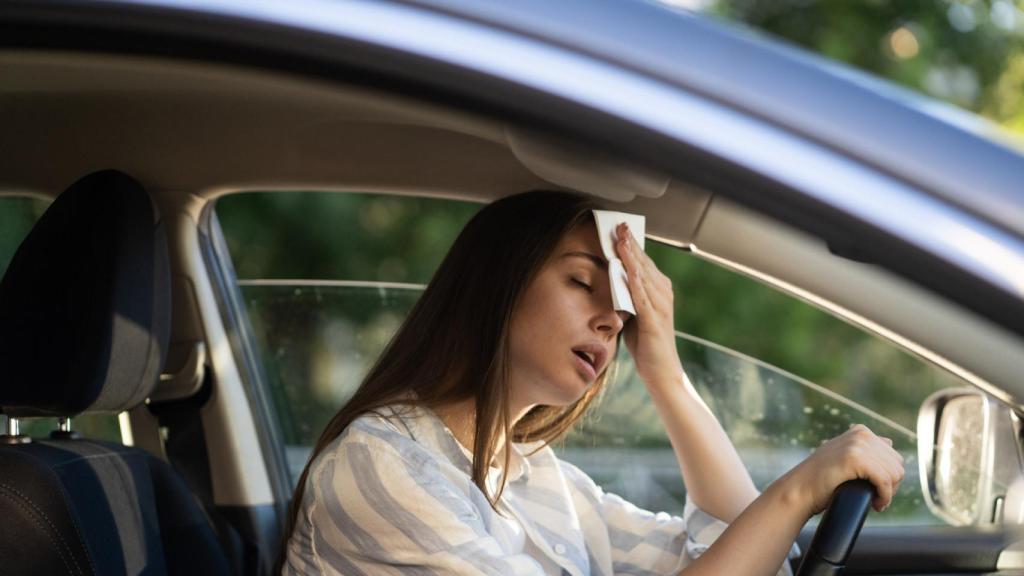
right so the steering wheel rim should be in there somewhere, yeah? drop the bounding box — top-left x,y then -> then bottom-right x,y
794,479 -> 875,576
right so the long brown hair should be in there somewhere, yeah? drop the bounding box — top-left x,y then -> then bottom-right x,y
279,190 -> 618,567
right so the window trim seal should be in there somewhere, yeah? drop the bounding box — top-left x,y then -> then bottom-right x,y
198,200 -> 294,514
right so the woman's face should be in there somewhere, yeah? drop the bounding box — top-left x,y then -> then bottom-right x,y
507,220 -> 629,412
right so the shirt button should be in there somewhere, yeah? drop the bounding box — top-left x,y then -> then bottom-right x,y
554,544 -> 566,555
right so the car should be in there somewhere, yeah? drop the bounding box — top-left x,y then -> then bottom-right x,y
1,0 -> 1023,575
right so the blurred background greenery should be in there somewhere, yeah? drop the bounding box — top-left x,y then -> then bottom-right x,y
703,0 -> 1024,138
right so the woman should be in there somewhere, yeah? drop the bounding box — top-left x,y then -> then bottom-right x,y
280,191 -> 904,575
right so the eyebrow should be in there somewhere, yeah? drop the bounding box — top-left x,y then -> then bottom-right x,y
559,251 -> 607,270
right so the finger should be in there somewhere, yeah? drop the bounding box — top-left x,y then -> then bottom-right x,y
879,437 -> 904,466
625,250 -> 655,316
615,226 -> 656,316
876,449 -> 904,495
618,223 -> 659,274
868,445 -> 904,511
856,427 -> 905,491
865,433 -> 904,479
862,458 -> 896,512
622,224 -> 670,295
878,441 -> 906,485
844,425 -> 895,510
619,224 -> 672,314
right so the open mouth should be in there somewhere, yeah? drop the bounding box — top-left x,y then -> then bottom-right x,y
571,347 -> 604,382
573,349 -> 597,369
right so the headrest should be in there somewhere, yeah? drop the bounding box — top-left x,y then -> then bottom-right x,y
0,170 -> 170,417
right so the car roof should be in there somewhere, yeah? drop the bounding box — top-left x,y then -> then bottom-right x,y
404,0 -> 1024,239
3,0 -> 1022,236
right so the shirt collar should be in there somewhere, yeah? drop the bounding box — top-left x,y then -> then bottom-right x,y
388,403 -> 533,484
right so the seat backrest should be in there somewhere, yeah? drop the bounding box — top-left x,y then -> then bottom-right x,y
0,170 -> 231,576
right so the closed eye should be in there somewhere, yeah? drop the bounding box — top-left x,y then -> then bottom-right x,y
571,278 -> 594,293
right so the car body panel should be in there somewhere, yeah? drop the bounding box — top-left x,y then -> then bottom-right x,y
1,1 -> 1023,574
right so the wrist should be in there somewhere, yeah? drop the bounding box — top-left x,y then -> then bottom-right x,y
642,370 -> 687,397
767,469 -> 814,521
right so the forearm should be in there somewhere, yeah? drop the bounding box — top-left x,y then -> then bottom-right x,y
647,369 -> 758,522
679,478 -> 807,576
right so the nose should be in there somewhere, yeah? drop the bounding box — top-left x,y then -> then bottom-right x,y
592,306 -> 626,336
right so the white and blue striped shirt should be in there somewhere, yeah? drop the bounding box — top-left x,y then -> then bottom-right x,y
283,404 -> 798,575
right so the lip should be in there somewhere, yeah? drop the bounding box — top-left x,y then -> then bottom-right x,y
570,342 -> 608,381
572,352 -> 598,381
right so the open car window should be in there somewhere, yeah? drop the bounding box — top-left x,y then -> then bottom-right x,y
214,190 -> 976,527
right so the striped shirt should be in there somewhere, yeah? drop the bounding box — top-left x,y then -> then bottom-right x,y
283,404 -> 799,575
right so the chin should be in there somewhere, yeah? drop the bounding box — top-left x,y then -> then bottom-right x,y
541,378 -> 591,407
516,367 -> 593,408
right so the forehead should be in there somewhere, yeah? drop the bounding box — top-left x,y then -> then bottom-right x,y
556,219 -> 603,256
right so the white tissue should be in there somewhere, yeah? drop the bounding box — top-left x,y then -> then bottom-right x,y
592,210 -> 646,315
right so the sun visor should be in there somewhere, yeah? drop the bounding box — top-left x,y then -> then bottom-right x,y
505,129 -> 670,202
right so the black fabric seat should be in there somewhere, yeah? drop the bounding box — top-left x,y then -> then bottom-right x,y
0,170 -> 231,576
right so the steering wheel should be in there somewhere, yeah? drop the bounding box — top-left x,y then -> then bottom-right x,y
794,479 -> 875,576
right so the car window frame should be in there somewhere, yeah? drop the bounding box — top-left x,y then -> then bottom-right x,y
200,203 -> 295,511
206,193 -> 968,529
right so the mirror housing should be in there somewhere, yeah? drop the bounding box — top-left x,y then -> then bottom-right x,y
918,388 -> 1024,525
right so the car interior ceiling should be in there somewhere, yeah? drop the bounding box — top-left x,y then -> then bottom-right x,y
2,51 -> 1021,408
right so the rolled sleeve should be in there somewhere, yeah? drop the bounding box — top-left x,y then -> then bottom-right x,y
561,459 -> 798,576
683,496 -> 801,576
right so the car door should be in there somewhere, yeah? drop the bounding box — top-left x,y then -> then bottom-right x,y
6,1 -> 1024,574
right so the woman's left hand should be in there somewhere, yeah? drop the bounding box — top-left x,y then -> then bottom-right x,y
614,223 -> 684,389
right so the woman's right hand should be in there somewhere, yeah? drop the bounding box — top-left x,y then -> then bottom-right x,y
779,423 -> 905,517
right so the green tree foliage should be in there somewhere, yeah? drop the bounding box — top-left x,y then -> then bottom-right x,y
218,192 -> 479,283
0,196 -> 48,273
708,0 -> 1024,138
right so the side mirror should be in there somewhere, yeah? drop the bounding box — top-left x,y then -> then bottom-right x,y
918,388 -> 1024,525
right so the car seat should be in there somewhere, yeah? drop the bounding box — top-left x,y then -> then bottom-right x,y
0,170 -> 231,575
